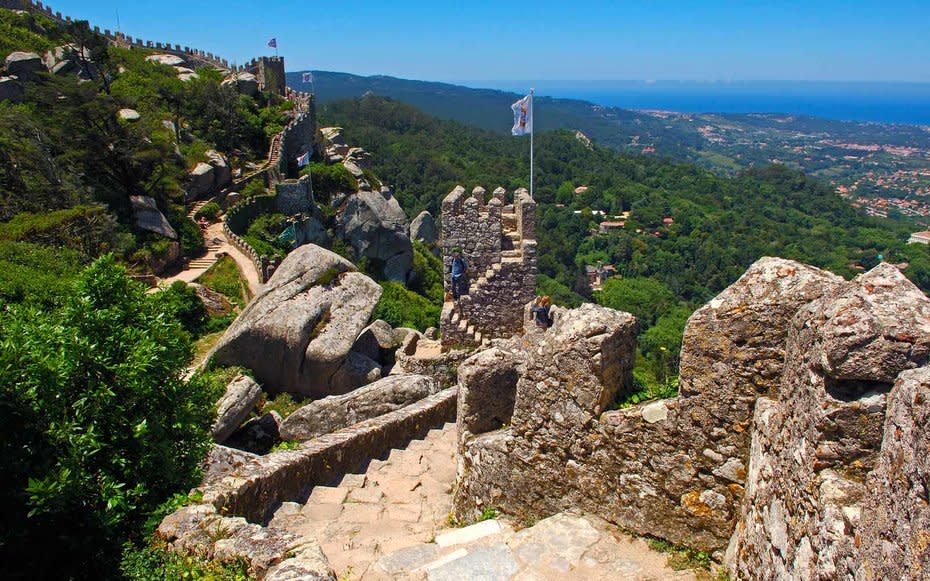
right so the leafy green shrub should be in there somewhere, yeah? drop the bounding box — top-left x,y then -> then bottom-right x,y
596,277 -> 675,327
166,207 -> 205,257
303,162 -> 357,203
410,241 -> 444,303
121,539 -> 252,581
372,281 -> 440,331
537,273 -> 584,308
245,213 -> 288,258
260,393 -> 306,418
362,168 -> 382,191
0,205 -> 122,258
240,179 -> 268,199
155,281 -> 209,336
194,201 -> 222,221
199,255 -> 247,305
0,240 -> 82,305
0,256 -> 217,579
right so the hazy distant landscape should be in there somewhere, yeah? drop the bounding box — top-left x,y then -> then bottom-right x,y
460,80 -> 930,125
293,71 -> 930,225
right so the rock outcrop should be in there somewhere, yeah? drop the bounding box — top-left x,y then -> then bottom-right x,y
213,374 -> 263,443
409,210 -> 437,245
130,195 -> 178,239
337,188 -> 413,282
727,263 -> 930,580
279,374 -> 440,441
222,72 -> 259,96
4,51 -> 43,78
207,245 -> 383,397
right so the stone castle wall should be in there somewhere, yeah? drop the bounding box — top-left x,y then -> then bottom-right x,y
439,186 -> 537,347
2,0 -> 292,83
453,258 -> 930,581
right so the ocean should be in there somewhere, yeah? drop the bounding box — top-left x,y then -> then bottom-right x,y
460,81 -> 930,126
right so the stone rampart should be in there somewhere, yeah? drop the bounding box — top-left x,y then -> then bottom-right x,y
453,258 -> 930,580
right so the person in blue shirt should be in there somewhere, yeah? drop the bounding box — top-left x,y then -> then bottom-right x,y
450,250 -> 468,299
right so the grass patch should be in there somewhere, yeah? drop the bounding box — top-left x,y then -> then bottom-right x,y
647,537 -> 713,572
371,281 -> 440,331
199,255 -> 249,305
477,507 -> 498,522
260,393 -> 307,418
270,440 -> 301,453
309,307 -> 332,341
191,330 -> 225,368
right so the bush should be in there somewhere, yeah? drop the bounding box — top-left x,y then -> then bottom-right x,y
155,281 -> 209,336
0,240 -> 82,305
245,213 -> 289,258
0,256 -> 217,579
410,241 -> 444,303
194,201 -> 222,221
303,162 -> 357,203
240,179 -> 268,199
372,281 -> 440,331
121,539 -> 252,581
260,393 -> 306,418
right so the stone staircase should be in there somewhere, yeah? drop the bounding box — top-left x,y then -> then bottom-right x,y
184,200 -> 225,271
266,418 -> 699,580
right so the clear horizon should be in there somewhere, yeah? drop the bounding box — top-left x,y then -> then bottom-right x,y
43,0 -> 930,83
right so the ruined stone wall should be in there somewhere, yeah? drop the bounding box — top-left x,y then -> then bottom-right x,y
454,258 -> 930,579
251,56 -> 287,96
278,103 -> 316,179
439,186 -> 537,347
454,258 -> 848,552
727,264 -> 930,580
274,176 -> 313,215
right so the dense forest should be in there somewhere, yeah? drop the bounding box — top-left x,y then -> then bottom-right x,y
320,95 -> 930,388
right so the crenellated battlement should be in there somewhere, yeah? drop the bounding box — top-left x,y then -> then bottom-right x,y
440,185 -> 537,347
0,0 -> 289,77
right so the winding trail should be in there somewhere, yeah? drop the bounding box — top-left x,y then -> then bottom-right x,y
158,220 -> 262,296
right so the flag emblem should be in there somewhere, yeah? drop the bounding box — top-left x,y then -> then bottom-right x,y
302,72 -> 313,83
511,94 -> 533,136
267,38 -> 277,49
296,151 -> 310,168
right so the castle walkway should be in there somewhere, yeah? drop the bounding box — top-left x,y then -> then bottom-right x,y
265,422 -> 697,581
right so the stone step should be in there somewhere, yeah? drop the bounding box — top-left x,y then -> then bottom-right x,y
434,519 -> 505,548
474,331 -> 482,344
476,276 -> 487,286
451,312 -> 460,325
501,249 -> 521,257
501,256 -> 523,263
458,319 -> 468,332
306,485 -> 349,505
467,325 -> 474,336
492,263 -> 502,271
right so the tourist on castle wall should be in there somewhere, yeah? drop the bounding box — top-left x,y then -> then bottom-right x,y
450,250 -> 468,299
531,295 -> 553,329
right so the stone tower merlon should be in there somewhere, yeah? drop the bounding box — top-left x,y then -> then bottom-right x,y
248,56 -> 287,96
440,185 -> 537,347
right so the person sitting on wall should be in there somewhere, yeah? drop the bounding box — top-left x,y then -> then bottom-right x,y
531,295 -> 553,330
450,250 -> 468,300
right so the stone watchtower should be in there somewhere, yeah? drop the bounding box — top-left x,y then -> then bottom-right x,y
440,186 -> 537,347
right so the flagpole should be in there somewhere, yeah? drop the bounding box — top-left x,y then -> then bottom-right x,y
530,88 -> 534,199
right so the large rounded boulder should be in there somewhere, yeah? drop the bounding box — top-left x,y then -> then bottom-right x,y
337,188 -> 413,282
207,245 -> 383,397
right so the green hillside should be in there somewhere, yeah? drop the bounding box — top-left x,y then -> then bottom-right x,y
320,95 -> 929,304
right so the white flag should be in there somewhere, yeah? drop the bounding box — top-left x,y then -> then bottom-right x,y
511,94 -> 532,136
302,72 -> 313,83
296,151 -> 310,168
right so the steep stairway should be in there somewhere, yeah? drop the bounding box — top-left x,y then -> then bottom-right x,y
266,420 -> 699,580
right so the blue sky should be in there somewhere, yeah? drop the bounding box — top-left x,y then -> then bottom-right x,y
48,0 -> 930,82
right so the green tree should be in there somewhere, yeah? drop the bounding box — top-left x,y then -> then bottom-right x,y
0,256 -> 217,579
597,276 -> 675,327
